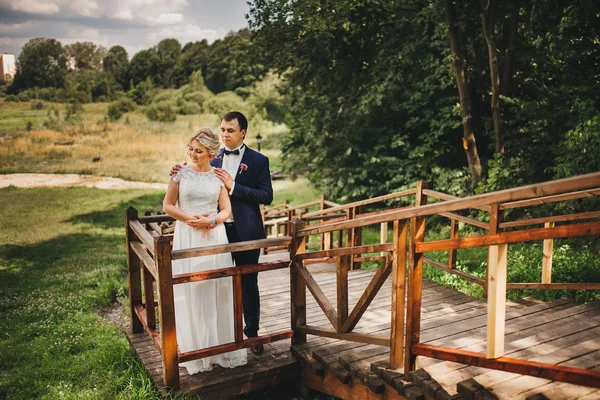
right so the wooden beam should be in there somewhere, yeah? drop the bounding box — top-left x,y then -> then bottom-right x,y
405,180 -> 428,375
296,265 -> 338,331
499,210 -> 600,229
172,261 -> 290,285
129,219 -> 155,253
154,235 -> 179,389
342,258 -> 392,333
297,172 -> 600,237
171,236 -> 292,260
138,214 -> 175,223
416,221 -> 600,253
289,219 -> 307,345
506,282 -> 600,290
295,243 -> 394,261
413,344 -> 600,389
133,304 -> 161,351
125,207 -> 143,334
448,219 -> 459,270
336,255 -> 350,333
390,220 -> 408,370
501,187 -> 600,210
233,275 -> 243,343
297,325 -> 390,347
487,243 -> 508,359
422,188 -> 491,212
130,241 -> 157,280
424,257 -> 485,285
542,222 -> 554,284
178,330 -> 294,363
438,211 -> 490,230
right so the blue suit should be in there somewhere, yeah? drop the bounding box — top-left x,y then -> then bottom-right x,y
211,145 -> 273,337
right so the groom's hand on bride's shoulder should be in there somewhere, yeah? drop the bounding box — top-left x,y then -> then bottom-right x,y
169,163 -> 186,176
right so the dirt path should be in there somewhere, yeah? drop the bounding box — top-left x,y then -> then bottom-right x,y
0,173 -> 167,190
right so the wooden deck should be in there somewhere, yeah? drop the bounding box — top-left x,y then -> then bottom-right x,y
128,251 -> 600,399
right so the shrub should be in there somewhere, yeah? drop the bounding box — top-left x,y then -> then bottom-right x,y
183,91 -> 209,106
107,102 -> 123,121
26,121 -> 33,131
65,101 -> 84,122
30,100 -> 44,110
5,94 -> 18,102
115,97 -> 136,112
176,98 -> 202,115
17,93 -> 30,102
145,103 -> 176,122
38,87 -> 56,101
43,107 -> 62,130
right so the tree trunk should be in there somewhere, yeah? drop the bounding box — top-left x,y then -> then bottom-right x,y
482,0 -> 504,155
445,0 -> 483,184
501,2 -> 519,98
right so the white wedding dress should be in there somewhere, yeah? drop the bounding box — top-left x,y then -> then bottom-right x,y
171,166 -> 247,374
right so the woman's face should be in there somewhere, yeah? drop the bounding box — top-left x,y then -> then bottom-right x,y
187,139 -> 211,165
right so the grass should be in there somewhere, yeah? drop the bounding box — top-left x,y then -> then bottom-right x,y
0,186 -> 168,400
0,100 -> 287,183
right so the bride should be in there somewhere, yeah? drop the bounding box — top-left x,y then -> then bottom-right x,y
162,128 -> 247,374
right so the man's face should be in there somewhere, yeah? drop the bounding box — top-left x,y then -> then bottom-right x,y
220,118 -> 245,150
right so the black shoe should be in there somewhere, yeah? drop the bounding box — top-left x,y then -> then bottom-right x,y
250,344 -> 264,355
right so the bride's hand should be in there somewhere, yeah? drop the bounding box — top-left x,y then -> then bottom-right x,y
169,163 -> 186,176
186,216 -> 211,230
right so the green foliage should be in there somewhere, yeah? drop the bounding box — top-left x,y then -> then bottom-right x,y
103,45 -> 130,92
107,103 -> 123,121
128,79 -> 155,105
5,94 -> 18,102
9,38 -> 67,92
25,121 -> 33,131
204,91 -> 253,119
553,117 -> 600,179
42,107 -> 62,130
30,100 -> 44,110
17,93 -> 30,102
144,103 -> 177,122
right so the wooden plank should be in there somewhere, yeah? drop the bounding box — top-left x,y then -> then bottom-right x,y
297,325 -> 390,347
129,219 -> 155,253
296,264 -> 338,330
487,243 -> 508,359
289,219 -> 307,345
233,275 -> 243,343
416,221 -> 600,253
138,214 -> 175,223
501,187 -> 600,210
353,255 -> 389,263
130,241 -> 157,280
423,188 -> 491,212
414,344 -> 600,388
171,236 -> 292,260
125,207 -> 143,334
154,235 -> 179,389
298,172 -> 600,237
390,220 -> 408,370
296,243 -> 394,261
405,180 -> 427,375
143,265 -> 156,329
448,218 -> 458,270
337,255 -> 350,333
424,257 -> 485,285
506,283 -> 600,290
500,210 -> 600,229
438,211 -> 490,230
133,304 -> 161,351
172,261 -> 290,284
342,259 -> 392,333
541,222 -> 554,284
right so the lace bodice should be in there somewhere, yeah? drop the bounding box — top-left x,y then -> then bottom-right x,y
172,166 -> 224,216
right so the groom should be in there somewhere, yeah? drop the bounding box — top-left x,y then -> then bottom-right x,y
174,111 -> 273,355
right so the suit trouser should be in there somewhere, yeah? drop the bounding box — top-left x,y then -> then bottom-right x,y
224,223 -> 261,338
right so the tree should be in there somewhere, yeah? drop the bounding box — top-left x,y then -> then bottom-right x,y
129,48 -> 159,87
9,38 -> 67,92
65,41 -> 107,70
171,40 -> 210,87
103,45 -> 129,91
155,38 -> 182,87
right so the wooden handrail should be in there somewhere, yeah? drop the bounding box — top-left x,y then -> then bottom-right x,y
295,243 -> 394,261
423,189 -> 491,212
297,172 -> 600,236
499,210 -> 600,229
130,241 -> 157,280
500,187 -> 600,210
171,236 -> 292,260
172,261 -> 290,284
303,188 -> 417,218
129,220 -> 155,252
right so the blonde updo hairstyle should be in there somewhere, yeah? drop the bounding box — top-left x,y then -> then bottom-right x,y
187,128 -> 221,158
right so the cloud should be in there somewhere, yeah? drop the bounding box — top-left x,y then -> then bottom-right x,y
150,13 -> 185,26
10,0 -> 59,15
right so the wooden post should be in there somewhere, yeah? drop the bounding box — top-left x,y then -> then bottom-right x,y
324,231 -> 333,251
487,204 -> 503,298
390,220 -> 408,370
352,206 -> 362,270
542,222 -> 555,284
154,235 -> 179,389
143,267 -> 156,329
289,218 -> 307,345
125,207 -> 143,334
487,242 -> 508,359
283,200 -> 289,235
404,181 -> 428,376
233,275 -> 243,343
319,195 -> 325,251
380,222 -> 388,256
336,255 -> 350,333
448,218 -> 458,269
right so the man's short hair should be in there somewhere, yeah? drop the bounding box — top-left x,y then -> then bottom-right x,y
222,111 -> 248,131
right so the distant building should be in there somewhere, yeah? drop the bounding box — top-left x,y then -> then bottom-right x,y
66,56 -> 77,71
0,53 -> 16,82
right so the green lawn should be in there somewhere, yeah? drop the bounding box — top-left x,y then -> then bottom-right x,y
0,186 -> 168,400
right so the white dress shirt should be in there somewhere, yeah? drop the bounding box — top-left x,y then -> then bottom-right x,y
221,143 -> 246,222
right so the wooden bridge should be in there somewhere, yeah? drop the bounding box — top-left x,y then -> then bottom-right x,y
125,172 -> 600,399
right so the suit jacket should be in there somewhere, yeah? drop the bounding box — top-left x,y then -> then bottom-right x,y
211,146 -> 273,241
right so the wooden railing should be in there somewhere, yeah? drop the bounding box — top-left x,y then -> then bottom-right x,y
125,209 -> 293,389
290,172 -> 600,388
126,171 -> 600,390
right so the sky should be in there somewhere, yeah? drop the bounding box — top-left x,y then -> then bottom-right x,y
0,0 -> 251,58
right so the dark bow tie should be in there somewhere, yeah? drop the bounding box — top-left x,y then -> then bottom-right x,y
224,148 -> 240,156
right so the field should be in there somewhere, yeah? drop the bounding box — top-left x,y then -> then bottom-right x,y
0,100 -> 287,183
